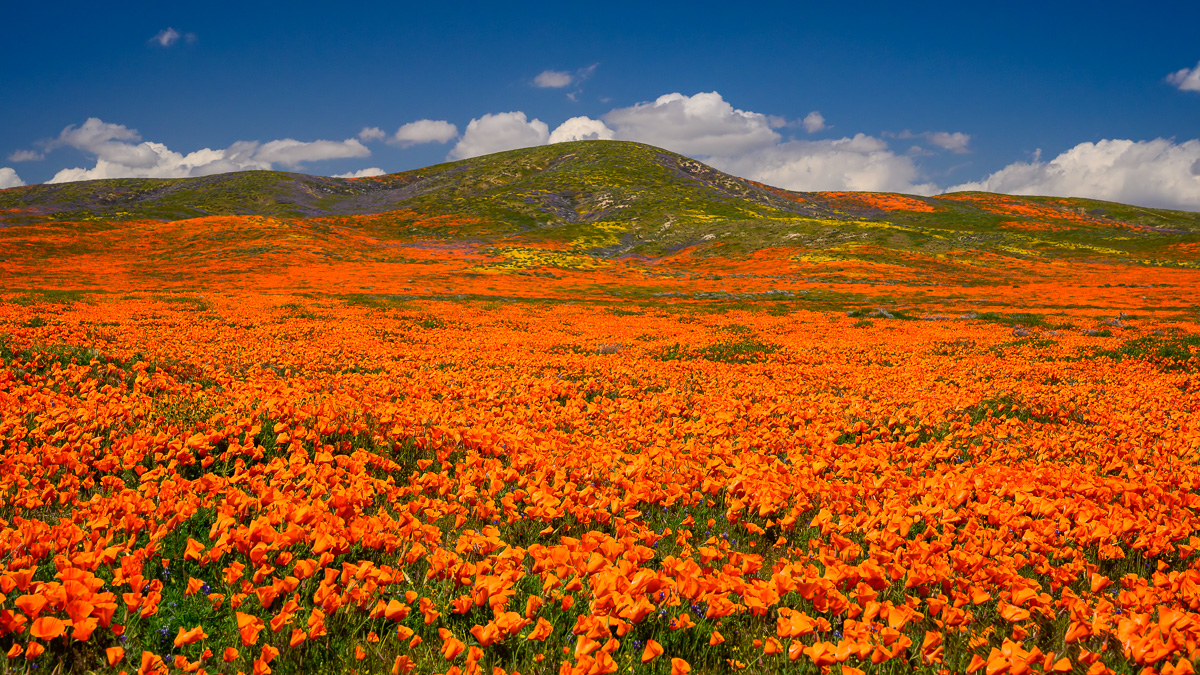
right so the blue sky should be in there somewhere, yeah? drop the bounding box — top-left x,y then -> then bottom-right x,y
2,0 -> 1199,209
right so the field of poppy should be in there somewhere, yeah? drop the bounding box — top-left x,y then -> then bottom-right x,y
2,143 -> 1200,675
2,271 -> 1199,675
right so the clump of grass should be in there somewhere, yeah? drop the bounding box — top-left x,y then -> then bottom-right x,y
652,337 -> 778,364
7,289 -> 98,306
698,338 -> 777,365
1,338 -> 103,373
1092,334 -> 1200,371
342,294 -> 409,309
845,307 -> 913,320
277,302 -> 324,321
970,311 -> 1051,327
989,337 -> 1058,356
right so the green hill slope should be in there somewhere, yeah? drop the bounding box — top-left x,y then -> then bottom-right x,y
2,140 -> 1199,263
0,142 -> 827,223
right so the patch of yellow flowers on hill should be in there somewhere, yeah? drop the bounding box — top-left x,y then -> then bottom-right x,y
472,246 -> 608,272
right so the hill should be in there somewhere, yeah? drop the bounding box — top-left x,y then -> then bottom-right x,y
2,141 -> 1200,315
2,140 -> 1198,264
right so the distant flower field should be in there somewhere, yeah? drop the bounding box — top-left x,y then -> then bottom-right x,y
1,291 -> 1198,675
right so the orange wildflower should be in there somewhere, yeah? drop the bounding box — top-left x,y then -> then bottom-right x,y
29,616 -> 66,641
174,626 -> 208,647
106,646 -> 125,665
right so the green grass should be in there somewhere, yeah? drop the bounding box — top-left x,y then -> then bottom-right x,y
1090,333 -> 1200,371
3,289 -> 102,306
651,337 -> 779,364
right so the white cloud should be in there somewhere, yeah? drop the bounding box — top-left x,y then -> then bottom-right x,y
802,111 -> 827,133
534,70 -> 573,88
358,127 -> 386,143
604,92 -> 781,156
392,119 -> 458,147
548,116 -> 615,144
332,167 -> 386,178
947,138 -> 1200,211
51,118 -> 148,164
55,118 -> 141,146
0,168 -> 25,189
1167,61 -> 1200,92
254,138 -> 369,169
708,134 -> 938,194
535,65 -> 599,100
886,129 -> 971,153
49,140 -> 268,183
591,92 -> 931,192
42,117 -> 372,183
149,28 -> 195,47
152,28 -> 180,47
8,150 -> 43,162
448,112 -> 549,160
926,131 -> 971,153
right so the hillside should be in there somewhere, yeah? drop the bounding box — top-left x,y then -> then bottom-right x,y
0,142 -> 827,223
2,140 -> 1198,264
2,141 -> 1200,317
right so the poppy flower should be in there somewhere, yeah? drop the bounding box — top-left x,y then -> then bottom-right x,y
29,616 -> 66,641
641,640 -> 664,663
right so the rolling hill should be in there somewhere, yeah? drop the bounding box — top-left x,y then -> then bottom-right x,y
2,141 -> 1200,314
2,140 -> 1198,263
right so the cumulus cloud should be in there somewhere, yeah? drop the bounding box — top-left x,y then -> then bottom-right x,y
448,112 -> 549,160
1167,61 -> 1200,92
947,138 -> 1200,211
41,117 -> 372,183
548,116 -> 615,144
358,127 -> 386,143
8,150 -> 43,162
533,64 -> 598,96
49,141 -> 267,183
604,92 -> 781,157
926,131 -> 971,153
48,118 -> 165,169
254,138 -> 369,169
534,70 -> 573,88
708,135 -> 938,194
0,168 -> 25,189
588,92 -> 932,192
802,111 -> 827,133
332,167 -> 386,178
392,119 -> 458,147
